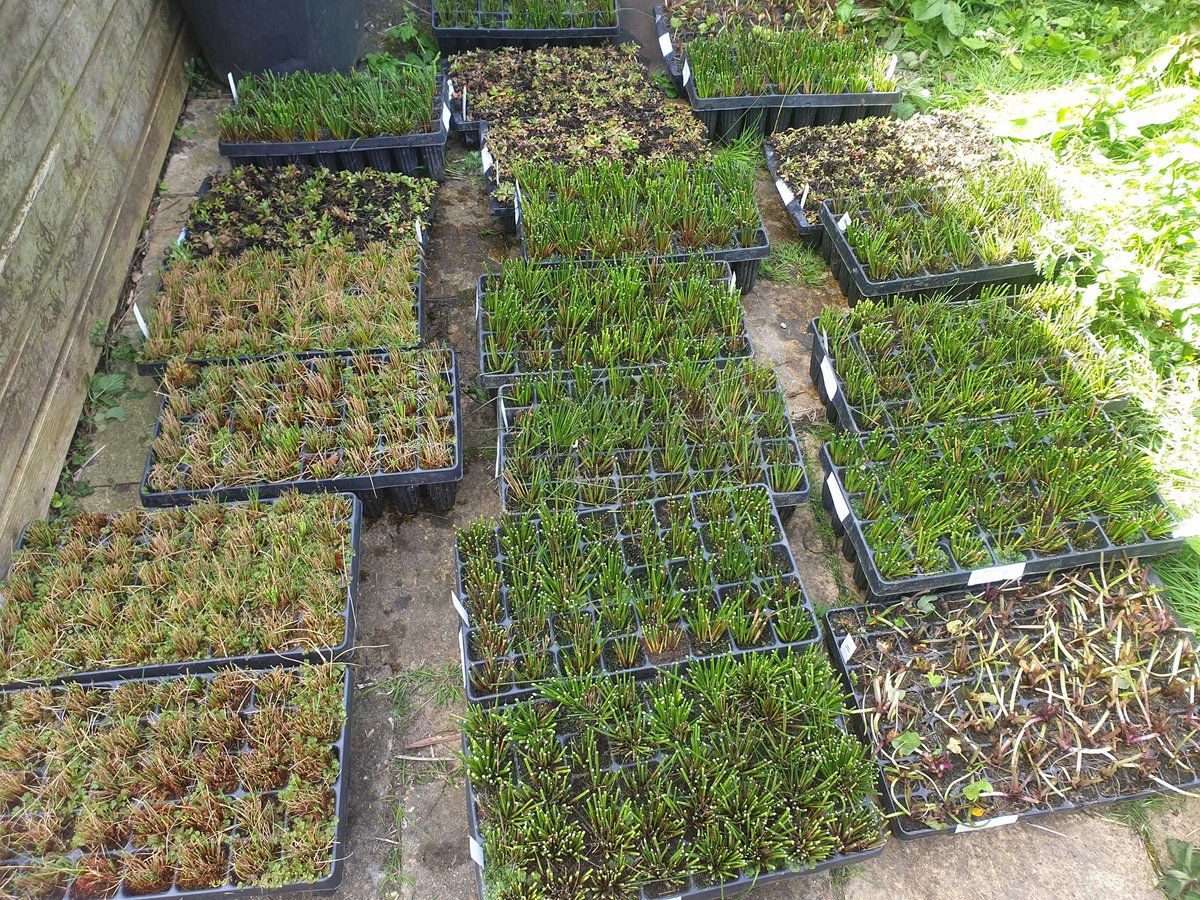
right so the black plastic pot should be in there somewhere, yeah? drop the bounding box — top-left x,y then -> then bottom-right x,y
219,79 -> 450,180
431,0 -> 620,53
764,141 -> 822,244
180,0 -> 365,78
477,126 -> 518,233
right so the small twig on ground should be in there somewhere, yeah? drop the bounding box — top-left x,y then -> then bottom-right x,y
396,753 -> 457,763
403,733 -> 460,751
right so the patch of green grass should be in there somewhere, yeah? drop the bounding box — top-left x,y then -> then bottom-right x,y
1153,547 -> 1200,632
761,240 -> 827,286
1105,796 -> 1178,843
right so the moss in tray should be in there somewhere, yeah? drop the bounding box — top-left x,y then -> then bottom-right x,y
0,663 -> 346,898
462,650 -> 883,898
218,67 -> 437,144
516,158 -> 762,260
501,359 -> 806,510
141,242 -> 422,364
827,405 -> 1176,579
0,493 -> 353,685
828,563 -> 1200,832
815,283 -> 1123,430
480,257 -> 748,378
182,166 -> 435,260
146,349 -> 456,493
436,0 -> 616,28
457,486 -> 816,698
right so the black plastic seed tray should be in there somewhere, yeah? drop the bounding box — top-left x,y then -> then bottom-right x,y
817,429 -> 1189,603
478,125 -> 518,232
823,604 -> 1200,839
443,72 -> 487,148
139,350 -> 464,517
452,485 -> 821,706
0,664 -> 354,898
764,140 -> 822,243
0,495 -> 361,692
494,370 -> 810,514
432,0 -> 620,54
218,78 -> 449,180
818,200 -> 1042,306
474,261 -> 751,390
806,316 -> 1126,434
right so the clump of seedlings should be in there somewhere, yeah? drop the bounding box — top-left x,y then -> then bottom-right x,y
218,68 -> 436,143
687,26 -> 896,98
141,243 -> 421,365
500,359 -> 806,511
516,158 -> 763,260
827,563 -> 1200,833
830,163 -> 1065,281
182,166 -> 435,259
455,486 -> 817,701
0,493 -> 355,685
769,113 -> 1001,223
435,0 -> 616,28
814,283 -> 1123,431
479,257 -> 749,382
0,663 -> 347,896
662,0 -> 834,31
462,651 -> 884,897
145,349 -> 457,497
825,405 -> 1178,581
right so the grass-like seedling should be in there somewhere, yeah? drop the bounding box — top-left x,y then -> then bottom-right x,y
687,26 -> 896,99
769,113 -> 1001,223
145,349 -> 457,497
814,284 -> 1123,430
478,257 -> 749,382
182,166 -> 435,260
825,405 -> 1179,581
516,158 -> 763,260
499,360 -> 806,511
435,0 -> 616,28
830,163 -> 1065,281
141,243 -> 421,365
455,485 -> 818,702
0,493 -> 355,685
827,563 -> 1200,834
218,67 -> 436,143
462,651 -> 884,896
0,663 -> 347,896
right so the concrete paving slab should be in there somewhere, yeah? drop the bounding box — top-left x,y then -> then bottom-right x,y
1147,797 -> 1200,870
160,98 -> 229,195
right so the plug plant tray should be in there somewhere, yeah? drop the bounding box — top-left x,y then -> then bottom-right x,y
818,200 -> 1041,306
453,485 -> 821,706
479,125 -> 517,233
494,366 -> 810,515
764,140 -> 821,242
817,413 -> 1189,602
1,494 -> 360,692
475,259 -> 752,390
823,568 -> 1200,839
218,79 -> 450,180
139,349 -> 463,516
444,73 -> 486,148
0,663 -> 353,899
431,0 -> 620,54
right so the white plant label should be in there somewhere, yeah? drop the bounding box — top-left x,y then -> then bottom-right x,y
681,60 -> 692,86
498,395 -> 509,429
414,219 -> 424,245
462,85 -> 468,119
967,562 -> 1026,586
469,837 -> 485,868
495,428 -> 503,477
827,477 -> 850,523
442,102 -> 451,130
837,212 -> 851,232
955,814 -> 1018,834
132,303 -> 149,338
481,145 -> 494,174
820,356 -> 838,400
514,183 -> 523,225
176,227 -> 187,246
885,54 -> 898,81
1173,517 -> 1200,539
658,31 -> 673,57
799,183 -> 810,210
227,72 -> 239,103
450,590 -> 469,625
446,77 -> 455,98
839,634 -> 857,663
775,177 -> 795,206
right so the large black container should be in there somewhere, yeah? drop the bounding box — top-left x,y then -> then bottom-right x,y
431,0 -> 620,54
180,0 -> 365,78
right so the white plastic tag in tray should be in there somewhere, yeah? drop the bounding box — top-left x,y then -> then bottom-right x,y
442,102 -> 451,130
827,477 -> 850,523
955,814 -> 1018,834
820,356 -> 838,400
132,303 -> 150,338
469,836 -> 485,868
481,145 -> 494,175
775,177 -> 795,206
658,31 -> 673,57
967,562 -> 1026,586
839,634 -> 856,663
681,60 -> 691,86
450,590 -> 469,625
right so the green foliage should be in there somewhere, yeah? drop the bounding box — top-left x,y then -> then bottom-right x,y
1162,839 -> 1200,899
761,241 -> 826,286
378,9 -> 439,67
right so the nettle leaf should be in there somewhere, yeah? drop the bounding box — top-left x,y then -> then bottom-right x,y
892,731 -> 921,756
962,778 -> 992,802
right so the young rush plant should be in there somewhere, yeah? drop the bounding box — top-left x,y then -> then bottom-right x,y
515,158 -> 763,260
825,405 -> 1178,580
462,651 -> 883,898
455,486 -> 816,700
0,664 -> 347,895
182,166 -> 435,260
815,283 -> 1123,430
0,493 -> 353,684
500,359 -> 806,511
828,563 -> 1200,831
145,349 -> 457,494
687,26 -> 896,99
142,243 -> 422,364
436,0 -> 616,29
218,67 -> 436,143
479,257 -> 749,379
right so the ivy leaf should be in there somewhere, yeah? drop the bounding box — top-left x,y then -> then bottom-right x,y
962,779 -> 993,802
892,731 -> 921,756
